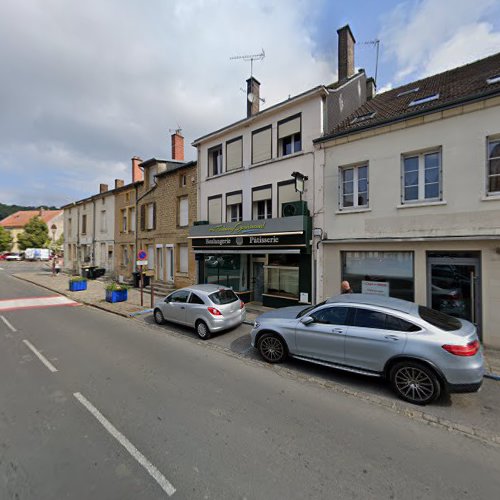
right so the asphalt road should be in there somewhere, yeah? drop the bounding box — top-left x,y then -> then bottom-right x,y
1,267 -> 500,499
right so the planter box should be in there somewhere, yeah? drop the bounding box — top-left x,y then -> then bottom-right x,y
105,289 -> 128,303
69,280 -> 87,292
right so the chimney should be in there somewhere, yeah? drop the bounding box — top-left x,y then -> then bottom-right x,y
115,179 -> 125,189
171,130 -> 184,161
38,207 -> 44,217
246,76 -> 260,118
131,156 -> 143,183
337,24 -> 356,82
366,77 -> 376,100
99,183 -> 108,193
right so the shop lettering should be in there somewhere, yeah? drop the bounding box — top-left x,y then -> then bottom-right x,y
209,222 -> 266,234
205,238 -> 231,245
249,236 -> 278,244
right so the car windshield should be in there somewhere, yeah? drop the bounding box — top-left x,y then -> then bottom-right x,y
418,305 -> 462,331
209,289 -> 238,305
296,301 -> 327,318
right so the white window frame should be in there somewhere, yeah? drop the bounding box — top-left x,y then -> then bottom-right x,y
278,114 -> 302,157
487,137 -> 500,195
338,164 -> 369,210
179,197 -> 189,227
401,149 -> 442,204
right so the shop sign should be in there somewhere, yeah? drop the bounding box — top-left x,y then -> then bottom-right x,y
193,233 -> 305,249
362,280 -> 390,296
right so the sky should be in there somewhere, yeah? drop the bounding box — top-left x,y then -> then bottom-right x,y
1,0 -> 499,207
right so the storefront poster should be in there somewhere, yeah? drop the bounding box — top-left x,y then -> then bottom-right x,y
362,280 -> 389,296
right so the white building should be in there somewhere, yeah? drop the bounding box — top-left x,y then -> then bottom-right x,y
315,52 -> 500,347
190,25 -> 372,307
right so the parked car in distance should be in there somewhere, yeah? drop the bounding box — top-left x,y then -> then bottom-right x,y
4,252 -> 22,261
153,284 -> 246,340
251,294 -> 484,405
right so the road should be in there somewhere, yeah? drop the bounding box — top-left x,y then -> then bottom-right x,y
1,265 -> 500,499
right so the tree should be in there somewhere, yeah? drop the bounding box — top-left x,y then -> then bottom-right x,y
17,216 -> 50,250
0,226 -> 13,252
51,232 -> 64,254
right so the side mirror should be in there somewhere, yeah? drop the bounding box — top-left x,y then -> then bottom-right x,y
301,316 -> 314,325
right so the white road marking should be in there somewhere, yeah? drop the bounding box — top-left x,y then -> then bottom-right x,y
0,315 -> 17,332
74,392 -> 176,497
22,339 -> 58,373
0,295 -> 79,312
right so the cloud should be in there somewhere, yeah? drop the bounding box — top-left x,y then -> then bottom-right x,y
380,0 -> 500,83
0,0 -> 334,206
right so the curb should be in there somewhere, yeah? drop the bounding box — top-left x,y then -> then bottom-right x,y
11,273 -> 500,447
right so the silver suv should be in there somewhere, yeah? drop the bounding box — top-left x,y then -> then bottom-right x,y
251,294 -> 484,405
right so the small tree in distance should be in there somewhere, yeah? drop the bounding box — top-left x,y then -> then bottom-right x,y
0,226 -> 13,252
17,216 -> 50,250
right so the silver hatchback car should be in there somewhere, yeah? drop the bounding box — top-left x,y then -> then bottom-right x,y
153,284 -> 246,340
251,294 -> 484,405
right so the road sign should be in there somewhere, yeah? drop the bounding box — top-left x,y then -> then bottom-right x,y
136,260 -> 148,266
137,249 -> 147,260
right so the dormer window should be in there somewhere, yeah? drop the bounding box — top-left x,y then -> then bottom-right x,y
486,75 -> 500,85
409,94 -> 440,107
350,112 -> 376,124
397,87 -> 420,97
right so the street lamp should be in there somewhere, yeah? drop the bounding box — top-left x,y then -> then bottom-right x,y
291,171 -> 308,201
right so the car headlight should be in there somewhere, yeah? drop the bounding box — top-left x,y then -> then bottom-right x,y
253,321 -> 260,328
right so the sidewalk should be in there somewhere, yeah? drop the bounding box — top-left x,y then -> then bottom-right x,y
12,270 -> 500,378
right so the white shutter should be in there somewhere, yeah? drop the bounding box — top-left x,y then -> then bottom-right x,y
179,245 -> 188,273
179,197 -> 189,226
226,192 -> 242,206
253,187 -> 271,202
278,116 -> 300,139
252,128 -> 272,163
226,138 -> 242,171
208,197 -> 222,224
279,182 -> 300,206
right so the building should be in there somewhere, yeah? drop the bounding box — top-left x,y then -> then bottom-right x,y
0,209 -> 63,252
189,25 -> 371,307
136,132 -> 198,289
315,52 -> 500,348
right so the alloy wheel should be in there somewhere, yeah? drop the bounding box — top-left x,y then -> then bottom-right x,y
394,366 -> 435,403
259,335 -> 285,362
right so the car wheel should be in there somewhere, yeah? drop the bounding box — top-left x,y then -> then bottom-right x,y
258,333 -> 287,363
153,308 -> 165,325
390,361 -> 441,405
195,320 -> 211,340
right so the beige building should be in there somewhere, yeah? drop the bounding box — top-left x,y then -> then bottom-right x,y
136,132 -> 198,290
315,52 -> 500,348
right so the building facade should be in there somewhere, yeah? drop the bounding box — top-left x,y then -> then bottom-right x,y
316,52 -> 500,348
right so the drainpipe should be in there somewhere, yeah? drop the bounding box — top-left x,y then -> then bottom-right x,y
134,174 -> 157,272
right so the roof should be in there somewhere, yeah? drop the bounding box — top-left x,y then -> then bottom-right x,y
156,160 -> 197,178
327,293 -> 417,315
317,51 -> 500,141
0,210 -> 62,228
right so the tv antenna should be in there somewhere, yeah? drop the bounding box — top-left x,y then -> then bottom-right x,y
230,49 -> 265,78
360,39 -> 380,85
169,125 -> 182,135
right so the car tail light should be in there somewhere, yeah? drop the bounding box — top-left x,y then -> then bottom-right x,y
442,340 -> 480,356
208,307 -> 222,316
240,300 -> 245,309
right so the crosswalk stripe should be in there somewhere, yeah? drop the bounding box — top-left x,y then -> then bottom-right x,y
0,295 -> 79,312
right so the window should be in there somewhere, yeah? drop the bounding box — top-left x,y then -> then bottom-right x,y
278,180 -> 300,216
179,244 -> 188,273
397,87 -> 420,97
278,114 -> 301,156
418,305 -> 461,331
350,112 -> 376,124
311,306 -> 350,325
81,214 -> 87,234
226,137 -> 243,171
122,245 -> 129,266
208,145 -> 223,176
252,125 -> 272,164
226,191 -> 242,222
208,195 -> 222,224
486,75 -> 500,85
130,207 -> 136,232
125,192 -> 130,203
339,164 -> 368,209
209,289 -> 239,305
147,203 -> 155,230
352,309 -> 387,329
180,174 -> 187,187
121,209 -> 127,232
385,315 -> 420,332
100,210 -> 107,233
252,185 -> 272,219
402,150 -> 441,203
148,166 -> 157,188
487,138 -> 500,194
179,197 -> 189,226
189,293 -> 205,304
68,218 -> 72,236
409,94 -> 439,107
168,290 -> 190,303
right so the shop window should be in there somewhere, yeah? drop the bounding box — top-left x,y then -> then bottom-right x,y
205,254 -> 242,291
342,251 -> 414,302
278,114 -> 301,156
264,254 -> 300,299
208,145 -> 223,176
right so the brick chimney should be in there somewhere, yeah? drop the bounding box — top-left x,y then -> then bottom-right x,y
337,25 -> 356,82
171,130 -> 184,161
115,179 -> 125,189
131,156 -> 143,183
366,77 -> 376,100
99,183 -> 109,193
246,76 -> 260,118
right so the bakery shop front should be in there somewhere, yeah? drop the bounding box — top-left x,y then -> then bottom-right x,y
189,215 -> 311,308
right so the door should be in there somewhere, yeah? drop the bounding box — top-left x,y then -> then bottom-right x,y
166,246 -> 174,283
253,263 -> 264,302
295,305 -> 349,364
427,255 -> 481,338
161,289 -> 190,324
344,308 -> 407,372
156,246 -> 163,281
147,245 -> 154,271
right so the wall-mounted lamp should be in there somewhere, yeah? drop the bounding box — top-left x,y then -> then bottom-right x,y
291,171 -> 308,201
